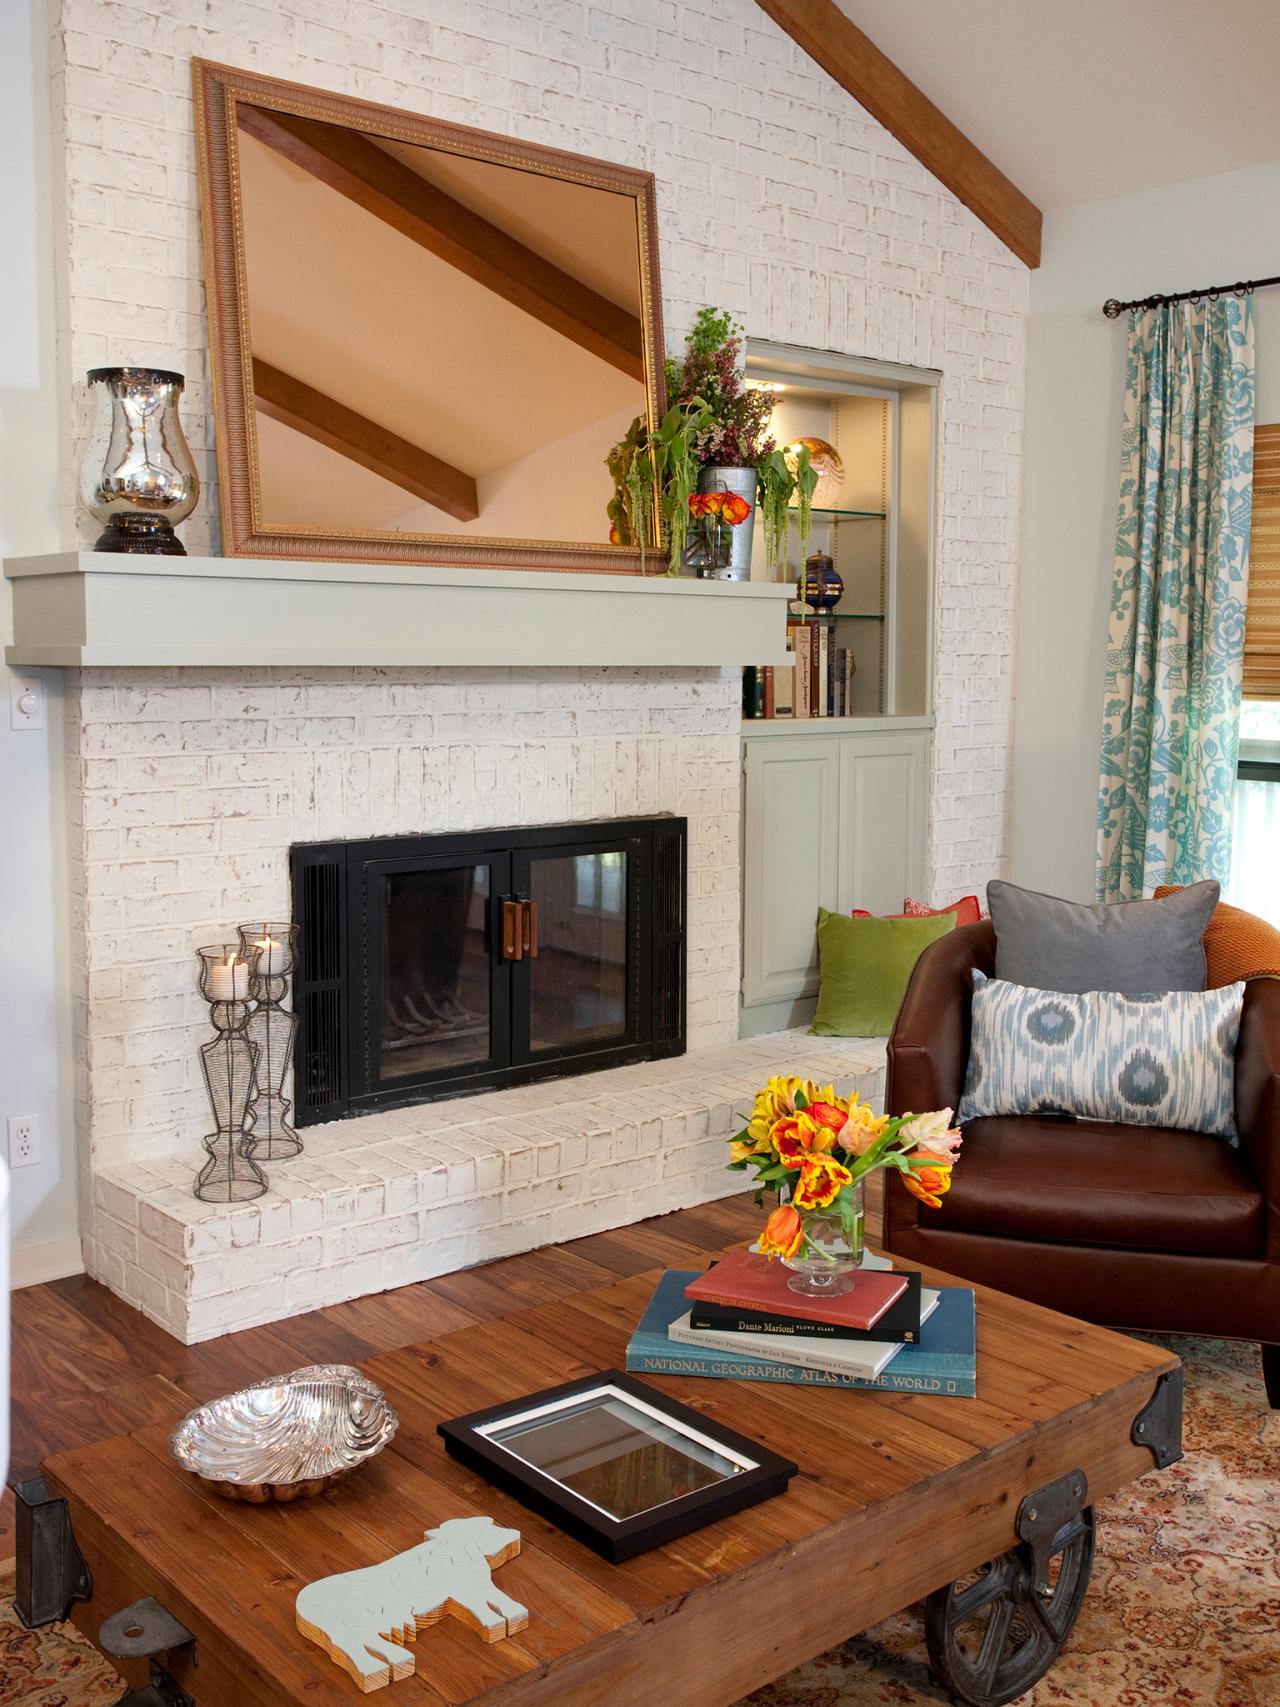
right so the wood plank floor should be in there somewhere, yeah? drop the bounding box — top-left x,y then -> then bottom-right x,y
3,1181 -> 885,1558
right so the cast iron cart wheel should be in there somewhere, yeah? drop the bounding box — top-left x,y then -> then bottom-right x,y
923,1504 -> 1096,1707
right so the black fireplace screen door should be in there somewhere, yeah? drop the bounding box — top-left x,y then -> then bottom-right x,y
292,817 -> 685,1123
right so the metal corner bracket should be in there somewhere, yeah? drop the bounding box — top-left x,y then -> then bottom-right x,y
11,1476 -> 92,1628
1131,1366 -> 1185,1469
100,1595 -> 198,1707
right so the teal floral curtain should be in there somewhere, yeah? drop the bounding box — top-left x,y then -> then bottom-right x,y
1096,297 -> 1255,902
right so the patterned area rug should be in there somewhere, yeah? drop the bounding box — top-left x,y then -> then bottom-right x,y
1,1336 -> 1275,1705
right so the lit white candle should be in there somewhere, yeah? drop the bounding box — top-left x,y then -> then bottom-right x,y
208,953 -> 250,1001
254,934 -> 288,975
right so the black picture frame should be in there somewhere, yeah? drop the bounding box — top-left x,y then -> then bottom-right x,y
437,1369 -> 797,1562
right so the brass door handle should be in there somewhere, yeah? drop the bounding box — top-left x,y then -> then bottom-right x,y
524,899 -> 538,958
501,899 -> 523,961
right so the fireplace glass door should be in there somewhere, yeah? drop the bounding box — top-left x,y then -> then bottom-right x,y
515,841 -> 640,1061
376,855 -> 507,1086
292,817 -> 684,1121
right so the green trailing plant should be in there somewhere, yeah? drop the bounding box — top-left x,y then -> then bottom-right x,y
757,443 -> 817,577
607,399 -> 711,572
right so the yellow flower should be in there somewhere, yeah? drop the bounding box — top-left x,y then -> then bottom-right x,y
728,1137 -> 760,1163
745,1077 -> 837,1148
792,1154 -> 853,1211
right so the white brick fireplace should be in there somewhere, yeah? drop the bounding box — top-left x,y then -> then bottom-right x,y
64,652 -> 884,1341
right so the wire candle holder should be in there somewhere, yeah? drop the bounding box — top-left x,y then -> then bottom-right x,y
237,920 -> 302,1160
194,943 -> 268,1203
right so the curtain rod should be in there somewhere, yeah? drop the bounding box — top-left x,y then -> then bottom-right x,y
1103,274 -> 1280,318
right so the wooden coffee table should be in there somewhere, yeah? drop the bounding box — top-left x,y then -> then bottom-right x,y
20,1251 -> 1181,1707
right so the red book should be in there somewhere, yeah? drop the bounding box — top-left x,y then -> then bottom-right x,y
684,1250 -> 908,1331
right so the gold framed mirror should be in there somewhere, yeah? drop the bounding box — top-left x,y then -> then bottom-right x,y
193,60 -> 667,572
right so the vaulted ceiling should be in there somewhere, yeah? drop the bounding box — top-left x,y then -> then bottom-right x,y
836,0 -> 1280,211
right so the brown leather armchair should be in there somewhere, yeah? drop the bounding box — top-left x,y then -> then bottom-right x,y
883,921 -> 1280,1407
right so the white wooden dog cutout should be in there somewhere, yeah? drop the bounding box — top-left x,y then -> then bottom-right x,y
296,1516 -> 528,1693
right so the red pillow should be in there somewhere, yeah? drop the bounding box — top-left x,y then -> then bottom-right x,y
851,895 -> 983,926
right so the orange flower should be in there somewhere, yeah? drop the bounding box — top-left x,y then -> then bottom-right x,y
720,491 -> 751,525
772,1110 -> 838,1167
902,1149 -> 954,1210
839,1099 -> 891,1157
792,1154 -> 853,1210
805,1100 -> 847,1134
759,1202 -> 803,1260
688,492 -> 711,518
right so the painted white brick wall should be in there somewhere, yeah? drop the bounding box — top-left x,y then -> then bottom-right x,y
48,0 -> 1030,902
67,663 -> 743,1175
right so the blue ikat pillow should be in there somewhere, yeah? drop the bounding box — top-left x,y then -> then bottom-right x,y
957,972 -> 1245,1143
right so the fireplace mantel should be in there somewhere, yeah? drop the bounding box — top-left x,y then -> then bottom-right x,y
4,552 -> 793,669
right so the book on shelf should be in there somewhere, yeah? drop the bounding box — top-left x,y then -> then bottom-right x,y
774,659 -> 795,718
684,1248 -> 908,1330
744,619 -> 857,721
627,1271 -> 977,1396
690,1269 -> 926,1342
672,1287 -> 942,1379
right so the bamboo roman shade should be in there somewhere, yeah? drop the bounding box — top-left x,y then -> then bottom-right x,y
1246,424 -> 1280,699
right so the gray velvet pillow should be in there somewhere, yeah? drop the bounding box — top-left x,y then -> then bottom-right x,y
986,878 -> 1218,996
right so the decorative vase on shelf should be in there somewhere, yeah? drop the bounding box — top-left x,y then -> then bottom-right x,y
79,366 -> 199,555
800,550 -> 844,613
692,464 -> 756,581
781,1180 -> 865,1297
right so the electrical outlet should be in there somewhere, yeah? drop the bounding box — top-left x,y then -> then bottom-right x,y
7,1116 -> 40,1169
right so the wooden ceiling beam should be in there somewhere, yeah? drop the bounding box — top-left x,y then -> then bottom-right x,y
753,0 -> 1042,269
238,104 -> 646,378
253,360 -> 480,521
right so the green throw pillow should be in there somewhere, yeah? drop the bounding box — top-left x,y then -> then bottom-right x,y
810,908 -> 957,1037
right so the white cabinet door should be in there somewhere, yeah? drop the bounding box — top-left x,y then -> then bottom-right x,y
741,737 -> 841,1011
836,731 -> 927,914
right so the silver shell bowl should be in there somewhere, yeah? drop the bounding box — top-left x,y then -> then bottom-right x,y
170,1364 -> 398,1502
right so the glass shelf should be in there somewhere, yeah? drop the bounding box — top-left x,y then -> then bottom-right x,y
787,507 -> 887,519
790,610 -> 884,622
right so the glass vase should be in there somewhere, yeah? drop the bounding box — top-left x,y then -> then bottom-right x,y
782,1180 -> 865,1296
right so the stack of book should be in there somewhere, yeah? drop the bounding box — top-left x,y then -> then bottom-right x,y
743,618 -> 856,720
626,1249 -> 977,1395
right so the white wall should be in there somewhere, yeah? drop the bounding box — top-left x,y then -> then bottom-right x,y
0,0 -> 78,1274
1013,158 -> 1280,900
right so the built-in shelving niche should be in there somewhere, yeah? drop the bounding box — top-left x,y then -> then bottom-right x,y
743,341 -> 939,721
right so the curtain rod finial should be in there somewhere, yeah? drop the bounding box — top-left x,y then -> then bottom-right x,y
1103,299 -> 1124,319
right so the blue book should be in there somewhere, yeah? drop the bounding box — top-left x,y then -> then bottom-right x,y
627,1270 -> 976,1396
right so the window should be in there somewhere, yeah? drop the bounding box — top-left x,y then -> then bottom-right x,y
1228,700 -> 1280,927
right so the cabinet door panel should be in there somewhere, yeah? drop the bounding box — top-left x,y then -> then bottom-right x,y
837,733 -> 927,914
742,739 -> 840,1008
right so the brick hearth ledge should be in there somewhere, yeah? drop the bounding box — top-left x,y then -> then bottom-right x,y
88,1031 -> 887,1343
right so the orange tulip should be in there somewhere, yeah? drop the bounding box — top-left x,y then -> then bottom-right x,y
792,1154 -> 853,1211
902,1149 -> 954,1210
759,1202 -> 803,1260
772,1110 -> 837,1167
805,1100 -> 848,1134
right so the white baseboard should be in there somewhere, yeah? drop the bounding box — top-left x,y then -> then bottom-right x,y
10,1235 -> 84,1290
